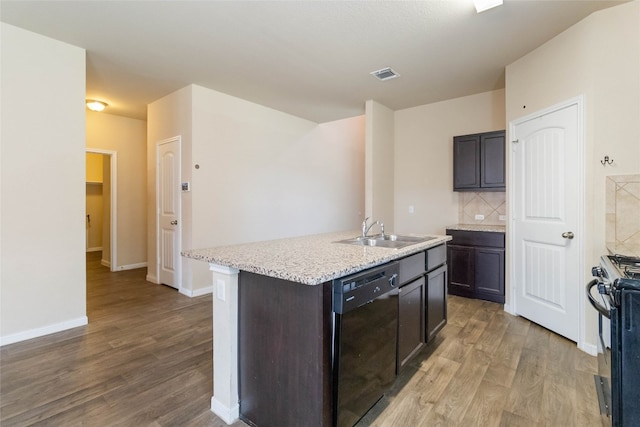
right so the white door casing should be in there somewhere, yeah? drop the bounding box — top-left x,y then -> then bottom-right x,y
509,98 -> 584,344
156,137 -> 181,289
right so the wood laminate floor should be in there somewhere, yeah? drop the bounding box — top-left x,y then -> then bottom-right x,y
1,252 -> 602,426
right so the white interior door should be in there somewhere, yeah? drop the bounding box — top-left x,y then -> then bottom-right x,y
157,138 -> 181,289
510,99 -> 583,342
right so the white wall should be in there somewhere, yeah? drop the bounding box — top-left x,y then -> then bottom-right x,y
86,112 -> 147,269
148,85 -> 365,294
394,89 -> 506,235
146,86 -> 193,286
505,0 -> 640,348
85,183 -> 104,250
102,155 -> 112,265
365,100 -> 395,230
86,152 -> 103,182
86,153 -> 104,251
1,23 -> 87,345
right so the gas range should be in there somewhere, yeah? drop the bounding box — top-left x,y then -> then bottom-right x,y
588,253 -> 640,426
592,255 -> 640,307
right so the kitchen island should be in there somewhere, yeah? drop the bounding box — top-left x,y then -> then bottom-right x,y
182,230 -> 451,426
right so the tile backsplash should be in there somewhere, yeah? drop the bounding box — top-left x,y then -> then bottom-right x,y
606,174 -> 640,257
459,192 -> 506,226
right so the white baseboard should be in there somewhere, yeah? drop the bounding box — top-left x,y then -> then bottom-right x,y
116,262 -> 147,271
210,396 -> 239,425
86,247 -> 103,252
146,274 -> 158,284
180,286 -> 213,298
579,341 -> 597,356
0,316 -> 88,347
503,303 -> 516,315
101,259 -> 111,268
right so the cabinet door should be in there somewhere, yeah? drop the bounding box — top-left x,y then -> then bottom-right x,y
447,244 -> 475,294
453,135 -> 480,190
426,264 -> 447,342
480,131 -> 505,189
398,276 -> 425,371
475,247 -> 505,303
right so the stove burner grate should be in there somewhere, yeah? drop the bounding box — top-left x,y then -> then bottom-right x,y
609,254 -> 640,279
611,254 -> 640,267
624,268 -> 640,280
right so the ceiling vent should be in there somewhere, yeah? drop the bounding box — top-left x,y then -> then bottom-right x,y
370,67 -> 400,81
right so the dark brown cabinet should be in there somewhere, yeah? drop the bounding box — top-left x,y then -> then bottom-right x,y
397,244 -> 448,371
447,245 -> 474,292
238,272 -> 333,427
426,264 -> 447,342
398,276 -> 425,370
397,251 -> 426,371
475,247 -> 505,298
446,229 -> 505,304
453,130 -> 505,191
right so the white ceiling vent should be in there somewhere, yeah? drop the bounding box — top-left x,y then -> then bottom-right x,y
370,67 -> 400,81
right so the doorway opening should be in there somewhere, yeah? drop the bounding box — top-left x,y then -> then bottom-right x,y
86,149 -> 117,271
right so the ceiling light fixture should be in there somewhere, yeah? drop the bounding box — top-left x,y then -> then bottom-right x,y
86,99 -> 108,112
370,67 -> 400,81
474,0 -> 503,13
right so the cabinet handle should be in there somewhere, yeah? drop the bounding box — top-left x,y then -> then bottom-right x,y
562,231 -> 574,239
389,273 -> 398,287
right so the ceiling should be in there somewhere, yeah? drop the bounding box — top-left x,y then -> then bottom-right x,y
0,0 -> 627,123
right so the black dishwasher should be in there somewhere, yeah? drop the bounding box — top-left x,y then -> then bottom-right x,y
332,262 -> 399,427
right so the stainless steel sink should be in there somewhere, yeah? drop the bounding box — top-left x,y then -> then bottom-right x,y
335,234 -> 438,249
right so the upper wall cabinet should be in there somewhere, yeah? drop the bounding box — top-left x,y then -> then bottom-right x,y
453,130 -> 505,191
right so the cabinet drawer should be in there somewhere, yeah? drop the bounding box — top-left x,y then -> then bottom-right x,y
399,252 -> 426,284
446,230 -> 504,248
426,244 -> 446,271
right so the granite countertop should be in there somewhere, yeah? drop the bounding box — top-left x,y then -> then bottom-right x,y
182,230 -> 451,285
446,224 -> 506,233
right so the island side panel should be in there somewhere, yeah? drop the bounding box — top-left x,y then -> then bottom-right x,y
238,272 -> 333,427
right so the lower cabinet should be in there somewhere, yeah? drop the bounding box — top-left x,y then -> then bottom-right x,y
447,245 -> 474,292
397,244 -> 448,371
475,247 -> 505,298
426,264 -> 447,342
398,276 -> 425,370
446,229 -> 505,304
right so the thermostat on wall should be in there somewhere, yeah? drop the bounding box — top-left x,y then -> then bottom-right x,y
182,182 -> 190,192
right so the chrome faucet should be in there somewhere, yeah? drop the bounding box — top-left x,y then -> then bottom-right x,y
362,217 -> 385,238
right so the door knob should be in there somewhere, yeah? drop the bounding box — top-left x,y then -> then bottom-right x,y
170,220 -> 178,225
562,231 -> 574,239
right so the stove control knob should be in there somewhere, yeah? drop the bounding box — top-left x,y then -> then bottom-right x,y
597,282 -> 610,295
592,266 -> 603,277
